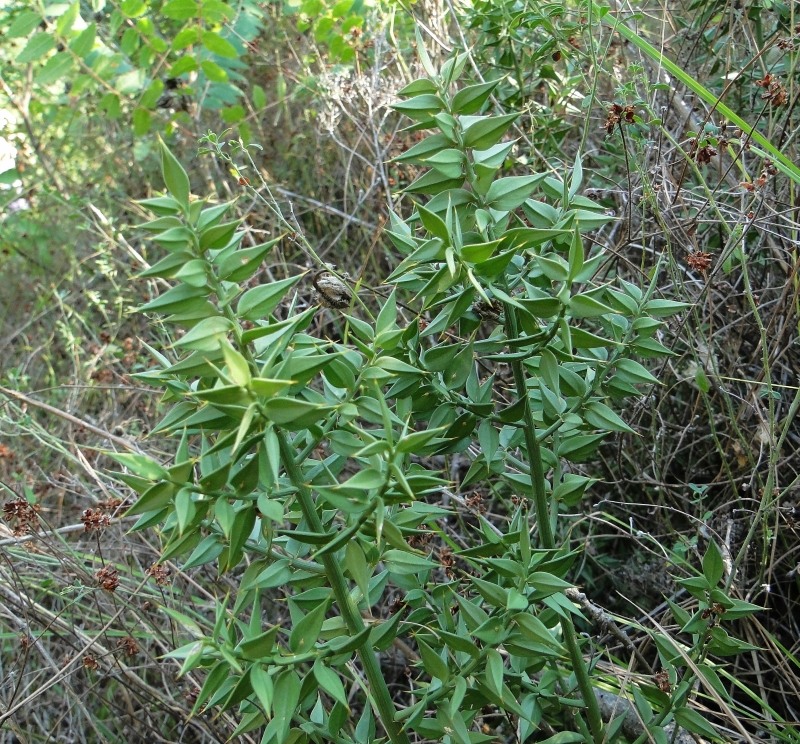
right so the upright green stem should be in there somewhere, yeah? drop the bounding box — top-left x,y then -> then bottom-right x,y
503,302 -> 605,744
277,432 -> 410,744
214,282 -> 408,743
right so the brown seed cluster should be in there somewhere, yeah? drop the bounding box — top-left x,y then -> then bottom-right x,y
82,508 -> 111,532
654,669 -> 672,693
96,565 -> 120,592
473,298 -> 503,322
438,546 -> 456,579
740,160 -> 779,192
755,73 -> 788,107
686,251 -> 713,274
118,636 -> 140,657
701,601 -> 726,626
312,270 -> 353,310
465,493 -> 487,513
407,524 -> 434,550
83,655 -> 100,671
147,562 -> 170,586
2,498 -> 40,536
691,140 -> 717,164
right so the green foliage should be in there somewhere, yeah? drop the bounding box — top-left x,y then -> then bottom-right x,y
4,0 -> 799,741
115,37 -> 768,740
289,0 -> 366,63
1,0 -> 262,137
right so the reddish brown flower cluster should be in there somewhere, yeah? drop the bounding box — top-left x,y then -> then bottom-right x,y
438,546 -> 456,579
407,524 -> 434,550
778,25 -> 800,51
755,73 -> 788,106
701,601 -> 725,618
118,636 -> 140,657
465,493 -> 487,513
473,299 -> 503,322
654,669 -> 671,693
147,562 -> 170,586
604,104 -> 636,135
2,498 -> 40,537
83,655 -> 100,671
741,160 -> 779,192
96,565 -> 120,592
686,251 -> 713,274
120,336 -> 138,368
701,601 -> 726,626
90,367 -> 114,383
82,508 -> 111,532
0,444 -> 14,460
184,685 -> 200,706
692,141 -> 717,164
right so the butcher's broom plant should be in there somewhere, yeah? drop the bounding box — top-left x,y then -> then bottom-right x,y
117,44 -> 757,744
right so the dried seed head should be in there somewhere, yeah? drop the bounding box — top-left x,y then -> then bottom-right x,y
82,508 -> 111,532
96,565 -> 120,592
147,563 -> 170,586
686,251 -> 713,273
83,655 -> 99,671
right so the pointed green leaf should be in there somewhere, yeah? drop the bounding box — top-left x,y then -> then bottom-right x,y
159,142 -> 190,207
451,79 -> 500,115
463,113 -> 519,149
289,600 -> 328,653
237,274 -> 303,320
673,706 -> 721,740
486,175 -> 542,211
313,659 -> 349,708
8,11 -> 43,38
702,541 -> 725,587
109,452 -> 169,481
583,401 -> 635,433
174,316 -> 232,351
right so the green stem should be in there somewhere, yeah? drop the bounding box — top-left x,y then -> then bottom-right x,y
211,276 -> 408,743
277,432 -> 410,744
503,301 -> 605,744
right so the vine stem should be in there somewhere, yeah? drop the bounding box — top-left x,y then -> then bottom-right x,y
503,302 -> 605,744
277,432 -> 411,744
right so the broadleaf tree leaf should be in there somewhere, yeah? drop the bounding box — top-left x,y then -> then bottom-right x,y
17,32 -> 56,63
8,11 -> 43,38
